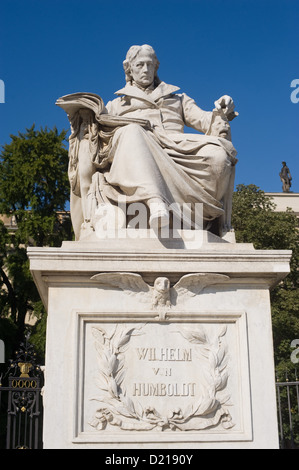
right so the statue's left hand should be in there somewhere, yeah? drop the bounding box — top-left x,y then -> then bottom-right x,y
214,95 -> 235,115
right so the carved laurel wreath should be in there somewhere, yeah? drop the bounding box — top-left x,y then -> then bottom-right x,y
89,323 -> 234,432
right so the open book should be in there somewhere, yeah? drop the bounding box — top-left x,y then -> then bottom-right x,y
56,92 -> 151,129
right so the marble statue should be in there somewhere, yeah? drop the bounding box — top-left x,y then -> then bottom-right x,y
56,44 -> 238,240
279,161 -> 292,193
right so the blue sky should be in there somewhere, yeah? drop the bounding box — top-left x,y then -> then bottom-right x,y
0,0 -> 298,193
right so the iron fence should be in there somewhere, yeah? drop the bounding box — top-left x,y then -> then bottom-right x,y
0,334 -> 44,449
276,370 -> 299,449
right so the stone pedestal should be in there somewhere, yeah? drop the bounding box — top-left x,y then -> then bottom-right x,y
28,231 -> 291,449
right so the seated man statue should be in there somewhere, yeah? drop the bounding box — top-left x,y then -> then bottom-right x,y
57,44 -> 238,240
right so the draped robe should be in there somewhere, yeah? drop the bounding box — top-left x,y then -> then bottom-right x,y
69,81 -> 237,238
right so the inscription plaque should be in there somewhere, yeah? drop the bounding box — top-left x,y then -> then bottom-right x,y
87,321 -> 235,432
75,311 -> 252,443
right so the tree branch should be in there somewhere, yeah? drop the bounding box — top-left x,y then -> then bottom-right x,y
0,266 -> 17,321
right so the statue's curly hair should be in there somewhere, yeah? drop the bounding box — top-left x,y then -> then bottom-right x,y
123,44 -> 160,85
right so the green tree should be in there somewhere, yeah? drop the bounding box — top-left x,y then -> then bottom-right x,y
0,125 -> 72,357
0,125 -> 71,246
232,184 -> 299,377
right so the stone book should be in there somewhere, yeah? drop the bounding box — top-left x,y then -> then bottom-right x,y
56,92 -> 151,129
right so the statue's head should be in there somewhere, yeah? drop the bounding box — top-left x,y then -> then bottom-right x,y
123,44 -> 160,87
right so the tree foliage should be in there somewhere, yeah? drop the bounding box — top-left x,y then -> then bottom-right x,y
232,184 -> 299,378
0,125 -> 72,356
0,125 -> 71,246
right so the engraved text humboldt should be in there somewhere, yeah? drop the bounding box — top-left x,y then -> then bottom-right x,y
133,382 -> 195,397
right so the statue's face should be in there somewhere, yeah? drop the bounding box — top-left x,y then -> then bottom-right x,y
130,51 -> 156,88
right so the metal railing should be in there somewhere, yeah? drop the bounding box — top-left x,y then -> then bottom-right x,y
0,334 -> 44,449
276,370 -> 299,449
